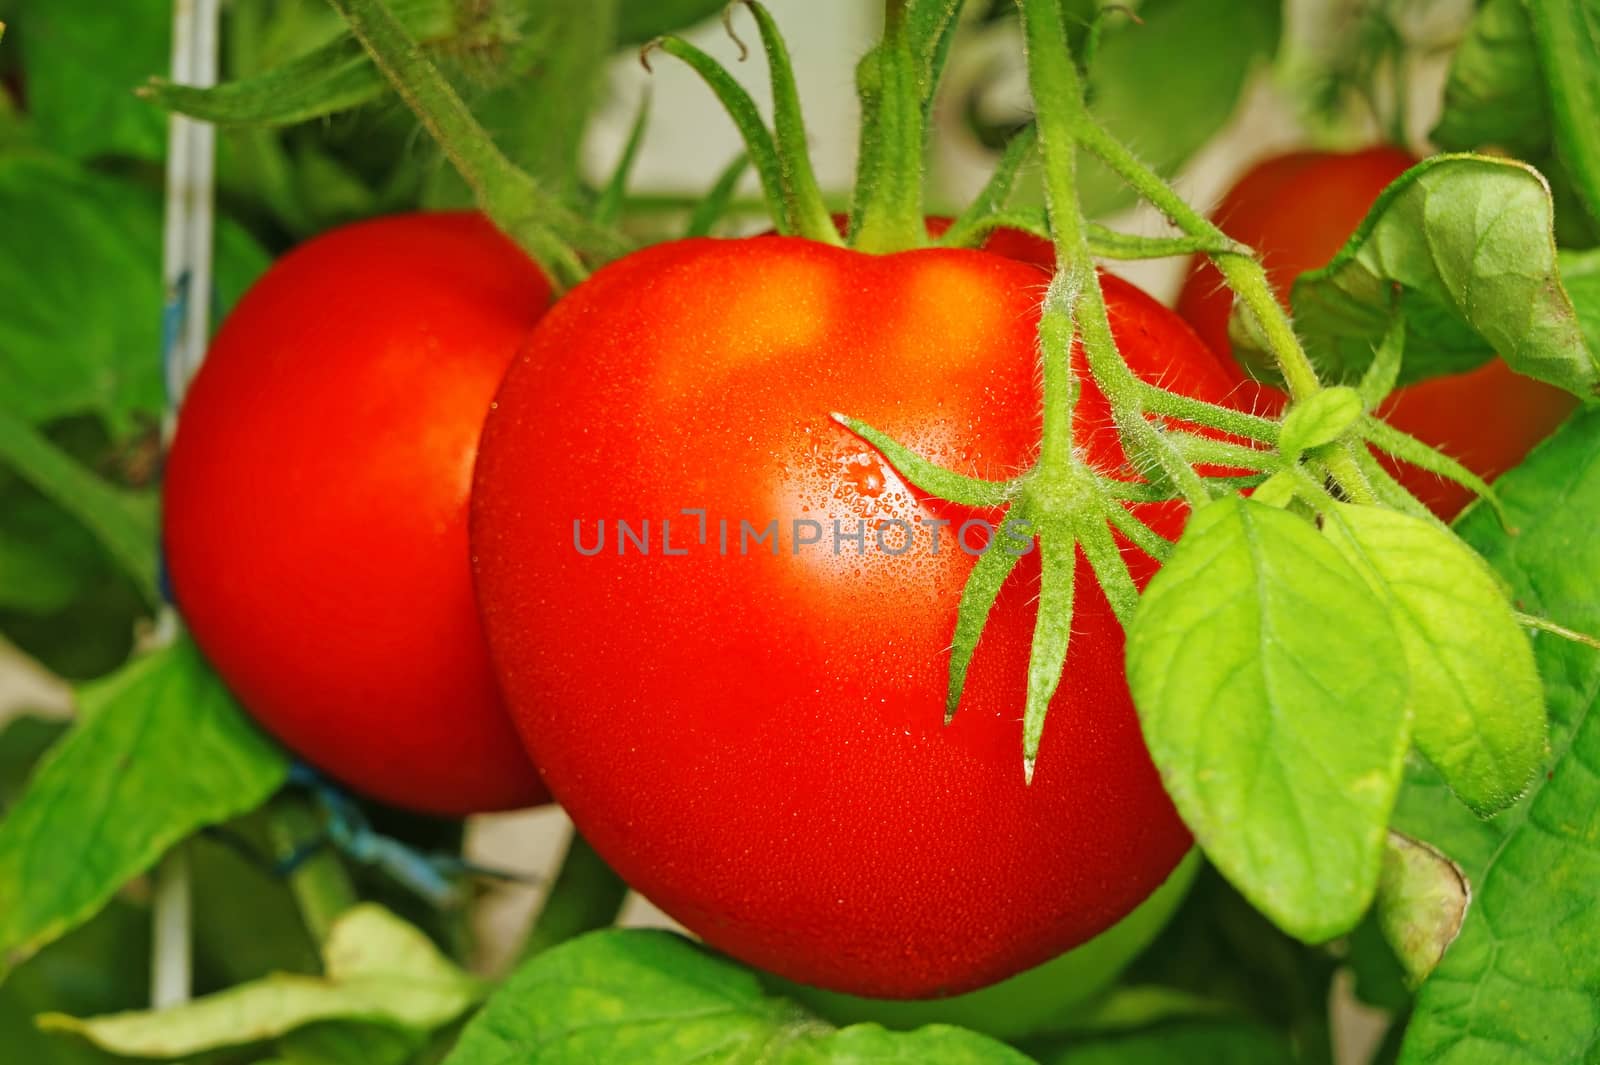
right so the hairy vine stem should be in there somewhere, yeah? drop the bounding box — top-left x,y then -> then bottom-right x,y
330,0 -> 626,289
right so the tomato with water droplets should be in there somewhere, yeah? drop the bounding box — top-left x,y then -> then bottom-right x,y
471,236 -> 1241,997
164,212 -> 550,816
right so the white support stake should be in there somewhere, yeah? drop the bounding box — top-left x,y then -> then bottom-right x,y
152,0 -> 221,1011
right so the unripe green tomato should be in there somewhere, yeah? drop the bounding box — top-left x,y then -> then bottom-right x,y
774,850 -> 1201,1041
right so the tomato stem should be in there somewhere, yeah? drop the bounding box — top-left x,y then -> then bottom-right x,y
518,830 -> 629,961
267,796 -> 357,945
1362,415 -> 1505,519
734,2 -> 842,244
1136,383 -> 1281,444
850,0 -> 956,252
647,36 -> 792,233
1169,432 -> 1279,472
1017,0 -> 1209,508
939,125 -> 1039,249
1069,115 -> 1324,404
329,0 -> 621,290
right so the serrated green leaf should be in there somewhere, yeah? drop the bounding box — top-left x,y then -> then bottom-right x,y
1321,503 -> 1546,816
0,156 -> 270,436
1375,832 -> 1469,991
1077,0 -> 1281,218
41,905 -> 480,1057
1528,0 -> 1600,227
1233,155 -> 1599,398
1126,496 -> 1411,943
1432,0 -> 1548,157
1393,405 -> 1600,1063
0,637 -> 287,977
16,0 -> 168,161
442,929 -> 1033,1065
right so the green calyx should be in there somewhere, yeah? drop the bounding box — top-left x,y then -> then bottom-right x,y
830,0 -> 1516,783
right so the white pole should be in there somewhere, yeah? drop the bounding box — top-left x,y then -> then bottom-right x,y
152,0 -> 221,1011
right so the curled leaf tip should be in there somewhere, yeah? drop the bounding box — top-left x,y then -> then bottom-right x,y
639,38 -> 665,73
720,3 -> 751,62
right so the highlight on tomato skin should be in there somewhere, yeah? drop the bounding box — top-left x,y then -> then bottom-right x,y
162,211 -> 552,817
1175,146 -> 1578,519
469,233 -> 1246,999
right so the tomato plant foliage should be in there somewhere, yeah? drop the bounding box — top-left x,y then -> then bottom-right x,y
2,0 -> 1600,1062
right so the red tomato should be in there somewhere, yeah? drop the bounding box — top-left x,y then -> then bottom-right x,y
163,212 -> 550,816
472,236 -> 1240,997
1177,147 -> 1576,519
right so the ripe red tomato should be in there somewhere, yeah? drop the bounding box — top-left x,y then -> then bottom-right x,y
471,236 -> 1240,997
163,212 -> 551,816
1177,147 -> 1576,519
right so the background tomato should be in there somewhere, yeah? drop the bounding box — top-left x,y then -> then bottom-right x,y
471,236 -> 1241,998
1176,146 -> 1576,519
163,212 -> 550,816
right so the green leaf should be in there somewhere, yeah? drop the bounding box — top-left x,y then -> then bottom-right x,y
0,897 -> 149,1065
0,156 -> 270,436
1345,911 -> 1412,1012
1374,832 -> 1469,991
1392,405 -> 1600,1063
276,1022 -> 426,1065
618,0 -> 726,45
1120,865 -> 1338,1039
16,0 -> 168,160
1527,0 -> 1600,227
442,929 -> 1033,1064
1126,495 -> 1411,943
0,481 -> 101,614
1029,1021 -> 1295,1065
1234,155 -> 1599,398
1275,386 -> 1363,460
1431,0 -> 1548,157
1321,504 -> 1546,817
1559,246 -> 1600,363
0,637 -> 288,977
41,905 -> 482,1056
1077,0 -> 1281,217
0,409 -> 159,607
0,716 -> 69,810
